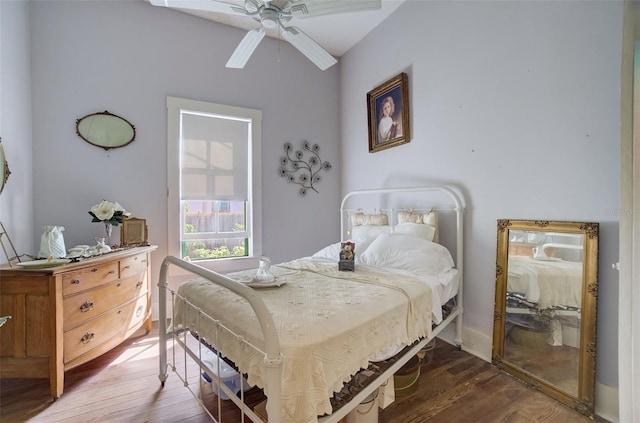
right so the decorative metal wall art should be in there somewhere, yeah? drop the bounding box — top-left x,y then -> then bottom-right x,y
278,140 -> 331,196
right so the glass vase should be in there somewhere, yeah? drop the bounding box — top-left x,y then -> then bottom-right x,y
104,221 -> 113,247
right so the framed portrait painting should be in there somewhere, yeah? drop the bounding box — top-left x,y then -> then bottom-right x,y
367,72 -> 410,153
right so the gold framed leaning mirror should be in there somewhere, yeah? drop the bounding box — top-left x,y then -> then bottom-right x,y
492,219 -> 599,416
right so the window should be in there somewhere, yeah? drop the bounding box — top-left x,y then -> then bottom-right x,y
167,97 -> 262,271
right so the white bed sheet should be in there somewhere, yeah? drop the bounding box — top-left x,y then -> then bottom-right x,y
174,258 -> 434,423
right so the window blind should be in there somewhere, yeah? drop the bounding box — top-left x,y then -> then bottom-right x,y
180,112 -> 249,201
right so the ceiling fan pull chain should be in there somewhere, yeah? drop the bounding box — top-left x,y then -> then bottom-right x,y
277,24 -> 281,64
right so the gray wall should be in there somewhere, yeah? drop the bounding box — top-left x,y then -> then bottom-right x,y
19,0 -> 341,313
0,0 -> 34,258
340,0 -> 622,401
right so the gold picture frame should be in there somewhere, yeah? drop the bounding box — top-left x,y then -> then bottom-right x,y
367,72 -> 411,153
120,217 -> 148,247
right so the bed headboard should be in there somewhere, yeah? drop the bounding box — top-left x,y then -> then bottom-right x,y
339,185 -> 465,274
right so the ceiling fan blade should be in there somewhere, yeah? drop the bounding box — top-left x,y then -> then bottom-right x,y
149,0 -> 247,16
281,26 -> 337,70
226,28 -> 267,69
289,0 -> 381,18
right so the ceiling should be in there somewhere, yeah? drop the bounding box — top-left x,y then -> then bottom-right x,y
145,0 -> 406,57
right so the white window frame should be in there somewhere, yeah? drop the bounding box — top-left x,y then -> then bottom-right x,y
167,96 -> 262,274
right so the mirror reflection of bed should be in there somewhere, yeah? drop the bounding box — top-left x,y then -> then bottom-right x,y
504,230 -> 584,397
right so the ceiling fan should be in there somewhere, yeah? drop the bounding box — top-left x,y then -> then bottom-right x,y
150,0 -> 382,70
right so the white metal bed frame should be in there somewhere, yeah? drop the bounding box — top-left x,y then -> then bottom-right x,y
158,185 -> 465,423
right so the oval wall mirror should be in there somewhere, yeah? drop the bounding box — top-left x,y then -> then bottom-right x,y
492,219 -> 599,417
76,110 -> 135,150
0,137 -> 10,195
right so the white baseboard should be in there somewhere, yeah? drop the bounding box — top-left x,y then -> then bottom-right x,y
437,324 -> 619,422
437,323 -> 493,363
596,382 -> 619,422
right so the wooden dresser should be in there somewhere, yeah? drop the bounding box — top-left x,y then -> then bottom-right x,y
508,242 -> 537,256
508,242 -> 555,257
0,245 -> 156,398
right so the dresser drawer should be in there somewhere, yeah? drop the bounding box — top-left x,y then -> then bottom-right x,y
62,262 -> 119,296
120,253 -> 148,279
64,298 -> 139,363
63,275 -> 148,330
128,293 -> 149,331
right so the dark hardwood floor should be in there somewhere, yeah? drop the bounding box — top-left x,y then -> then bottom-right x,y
0,324 -> 607,423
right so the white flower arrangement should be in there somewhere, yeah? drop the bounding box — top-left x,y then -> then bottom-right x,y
89,200 -> 131,226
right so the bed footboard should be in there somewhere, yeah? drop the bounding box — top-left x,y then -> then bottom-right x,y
158,255 -> 283,422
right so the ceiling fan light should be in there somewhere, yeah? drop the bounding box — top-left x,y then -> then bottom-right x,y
261,16 -> 278,29
260,9 -> 279,28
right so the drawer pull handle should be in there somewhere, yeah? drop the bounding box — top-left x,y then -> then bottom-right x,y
91,268 -> 98,273
81,332 -> 95,344
108,270 -> 116,275
72,279 -> 80,285
80,301 -> 94,313
136,305 -> 144,317
123,265 -> 131,270
136,281 -> 143,288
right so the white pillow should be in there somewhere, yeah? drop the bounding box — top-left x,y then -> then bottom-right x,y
394,222 -> 436,242
360,233 -> 454,276
351,226 -> 393,260
311,242 -> 342,261
351,225 -> 393,244
397,210 -> 440,243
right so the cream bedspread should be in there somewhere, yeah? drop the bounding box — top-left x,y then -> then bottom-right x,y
508,256 -> 582,308
174,258 -> 433,423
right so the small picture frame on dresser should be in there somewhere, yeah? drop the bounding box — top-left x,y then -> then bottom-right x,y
121,217 -> 148,247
